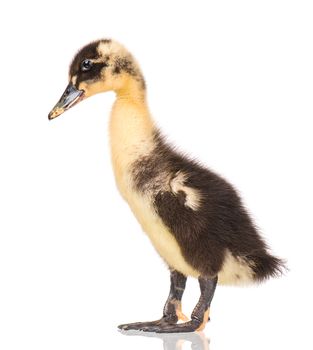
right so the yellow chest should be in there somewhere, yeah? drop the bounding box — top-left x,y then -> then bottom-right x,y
116,169 -> 200,277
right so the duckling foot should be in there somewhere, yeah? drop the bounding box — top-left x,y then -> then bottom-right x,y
119,269 -> 187,332
144,318 -> 203,333
118,316 -> 176,331
143,276 -> 216,334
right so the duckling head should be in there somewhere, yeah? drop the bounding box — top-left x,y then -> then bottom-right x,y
48,39 -> 145,120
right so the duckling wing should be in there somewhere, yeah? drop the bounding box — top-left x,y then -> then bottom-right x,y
131,130 -> 284,283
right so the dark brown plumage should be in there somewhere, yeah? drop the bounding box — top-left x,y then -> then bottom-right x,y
133,130 -> 284,281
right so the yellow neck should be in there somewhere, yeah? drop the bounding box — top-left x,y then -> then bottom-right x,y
115,75 -> 146,102
109,81 -> 155,195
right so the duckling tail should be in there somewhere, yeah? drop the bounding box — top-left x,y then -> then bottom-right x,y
250,253 -> 287,282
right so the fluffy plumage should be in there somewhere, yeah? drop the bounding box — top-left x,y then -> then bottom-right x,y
132,130 -> 284,283
49,39 -> 285,333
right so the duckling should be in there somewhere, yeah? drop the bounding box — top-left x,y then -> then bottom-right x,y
48,39 -> 285,333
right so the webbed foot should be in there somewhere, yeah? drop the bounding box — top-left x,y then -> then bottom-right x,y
118,316 -> 176,331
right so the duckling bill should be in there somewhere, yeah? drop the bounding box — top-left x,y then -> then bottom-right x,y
49,39 -> 285,333
48,83 -> 84,119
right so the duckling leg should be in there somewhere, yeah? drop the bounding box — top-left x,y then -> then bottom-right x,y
147,276 -> 218,333
118,269 -> 187,331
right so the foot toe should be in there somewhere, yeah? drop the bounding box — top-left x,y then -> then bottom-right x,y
155,320 -> 200,333
118,319 -> 169,332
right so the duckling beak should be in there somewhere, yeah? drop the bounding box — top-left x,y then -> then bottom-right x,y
48,83 -> 85,120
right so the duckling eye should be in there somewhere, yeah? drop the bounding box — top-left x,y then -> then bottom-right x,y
81,59 -> 93,72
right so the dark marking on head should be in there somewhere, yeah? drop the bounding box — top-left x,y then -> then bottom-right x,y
75,61 -> 108,86
101,39 -> 112,44
69,39 -> 111,86
113,56 -> 136,75
69,39 -> 146,90
70,41 -> 100,77
131,130 -> 285,280
113,56 -> 146,90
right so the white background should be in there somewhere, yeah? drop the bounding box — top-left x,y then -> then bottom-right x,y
0,1 -> 312,349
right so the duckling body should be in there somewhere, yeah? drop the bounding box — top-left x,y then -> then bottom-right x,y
110,97 -> 264,284
49,39 -> 285,333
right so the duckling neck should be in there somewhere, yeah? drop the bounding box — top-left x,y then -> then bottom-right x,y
109,85 -> 155,195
